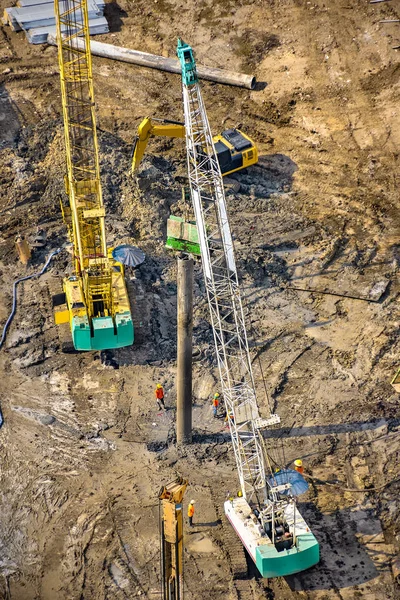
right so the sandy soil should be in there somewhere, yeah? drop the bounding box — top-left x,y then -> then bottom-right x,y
0,0 -> 399,598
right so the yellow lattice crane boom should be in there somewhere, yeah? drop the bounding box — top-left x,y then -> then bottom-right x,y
53,0 -> 133,351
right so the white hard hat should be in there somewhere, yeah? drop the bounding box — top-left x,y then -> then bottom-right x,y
190,499 -> 195,504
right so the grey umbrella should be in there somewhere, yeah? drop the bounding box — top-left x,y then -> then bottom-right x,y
112,245 -> 145,268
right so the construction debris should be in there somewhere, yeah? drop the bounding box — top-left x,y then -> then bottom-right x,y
0,248 -> 62,351
15,235 -> 31,265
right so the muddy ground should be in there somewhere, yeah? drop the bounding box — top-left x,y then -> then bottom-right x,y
0,0 -> 399,598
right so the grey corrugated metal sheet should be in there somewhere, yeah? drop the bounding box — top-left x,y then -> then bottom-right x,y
18,0 -> 104,7
7,0 -> 101,31
3,0 -> 107,43
17,0 -> 61,7
27,15 -> 108,43
2,8 -> 19,29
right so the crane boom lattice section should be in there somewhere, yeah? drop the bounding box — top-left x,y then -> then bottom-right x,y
55,0 -> 111,315
53,0 -> 133,351
179,43 -> 279,504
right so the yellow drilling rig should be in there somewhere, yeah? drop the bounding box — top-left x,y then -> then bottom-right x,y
159,477 -> 188,600
53,0 -> 133,351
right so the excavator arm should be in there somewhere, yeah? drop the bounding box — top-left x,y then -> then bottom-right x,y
131,117 -> 185,173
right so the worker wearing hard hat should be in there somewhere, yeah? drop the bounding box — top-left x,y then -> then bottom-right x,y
224,409 -> 234,424
212,392 -> 220,418
294,459 -> 304,474
155,383 -> 165,410
188,500 -> 195,527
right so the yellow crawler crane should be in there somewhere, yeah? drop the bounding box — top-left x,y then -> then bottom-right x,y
158,477 -> 188,600
53,0 -> 133,350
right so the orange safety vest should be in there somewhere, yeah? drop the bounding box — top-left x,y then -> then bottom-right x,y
213,398 -> 219,408
155,387 -> 164,400
295,465 -> 304,475
188,504 -> 195,518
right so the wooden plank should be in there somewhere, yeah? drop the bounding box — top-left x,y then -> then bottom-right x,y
17,0 -> 105,9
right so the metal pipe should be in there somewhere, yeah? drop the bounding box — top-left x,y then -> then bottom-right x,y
47,35 -> 256,89
272,503 -> 275,545
176,256 -> 193,444
293,500 -> 297,548
15,235 -> 31,265
160,516 -> 167,600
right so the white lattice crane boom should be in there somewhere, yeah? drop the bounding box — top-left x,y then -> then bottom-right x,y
176,39 -> 319,578
177,38 -> 278,504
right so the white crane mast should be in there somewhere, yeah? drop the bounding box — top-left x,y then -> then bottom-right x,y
176,41 -> 320,580
177,39 -> 279,504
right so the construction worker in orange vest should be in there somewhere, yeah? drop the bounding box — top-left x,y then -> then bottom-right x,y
155,383 -> 165,410
224,409 -> 234,424
212,393 -> 220,418
188,499 -> 195,527
294,459 -> 304,474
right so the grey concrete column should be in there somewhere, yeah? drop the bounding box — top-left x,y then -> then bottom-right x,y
176,256 -> 193,444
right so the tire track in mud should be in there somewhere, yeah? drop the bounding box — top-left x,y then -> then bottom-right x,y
0,360 -> 130,597
210,485 -> 271,600
105,496 -> 148,598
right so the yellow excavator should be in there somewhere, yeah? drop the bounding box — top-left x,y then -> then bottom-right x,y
132,117 -> 258,176
158,477 -> 188,600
